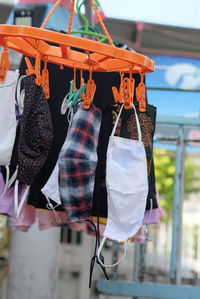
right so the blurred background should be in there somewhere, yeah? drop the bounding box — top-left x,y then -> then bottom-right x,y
0,1 -> 200,299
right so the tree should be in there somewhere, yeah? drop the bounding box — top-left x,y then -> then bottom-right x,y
154,149 -> 200,222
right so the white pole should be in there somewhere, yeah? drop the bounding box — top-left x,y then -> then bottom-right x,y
7,222 -> 61,299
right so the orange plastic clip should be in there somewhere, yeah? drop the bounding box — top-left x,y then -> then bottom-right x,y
136,72 -> 146,112
42,60 -> 50,99
112,73 -> 124,104
25,53 -> 42,86
123,77 -> 133,109
82,71 -> 96,109
0,44 -> 10,82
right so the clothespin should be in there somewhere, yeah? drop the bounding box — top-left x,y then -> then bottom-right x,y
136,72 -> 146,112
61,79 -> 87,115
25,52 -> 42,86
129,72 -> 135,100
121,70 -> 135,109
112,73 -> 124,104
66,80 -> 86,107
0,40 -> 10,82
41,59 -> 50,99
80,69 -> 84,87
123,77 -> 133,109
82,70 -> 96,109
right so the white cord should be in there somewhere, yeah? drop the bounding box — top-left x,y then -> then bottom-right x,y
97,236 -> 127,268
45,195 -> 61,223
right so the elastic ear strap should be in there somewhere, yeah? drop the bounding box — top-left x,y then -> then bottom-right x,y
45,195 -> 61,223
16,75 -> 25,112
132,103 -> 142,142
97,236 -> 127,268
14,179 -> 19,216
7,167 -> 18,188
111,103 -> 124,137
15,183 -> 30,218
0,165 -> 9,199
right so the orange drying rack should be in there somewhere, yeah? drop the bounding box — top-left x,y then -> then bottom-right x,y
0,0 -> 154,80
0,25 -> 154,73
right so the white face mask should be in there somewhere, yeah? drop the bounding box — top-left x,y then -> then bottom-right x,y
41,162 -> 61,206
98,103 -> 148,267
0,70 -> 19,198
41,162 -> 62,223
0,70 -> 19,166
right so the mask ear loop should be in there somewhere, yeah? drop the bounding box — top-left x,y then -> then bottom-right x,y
85,219 -> 109,287
16,75 -> 26,115
45,195 -> 61,223
97,236 -> 127,268
132,103 -> 142,142
14,181 -> 30,218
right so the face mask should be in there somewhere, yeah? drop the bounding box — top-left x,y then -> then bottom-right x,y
59,103 -> 102,222
41,162 -> 62,223
97,103 -> 148,267
0,70 -> 19,198
41,162 -> 61,206
14,74 -> 54,217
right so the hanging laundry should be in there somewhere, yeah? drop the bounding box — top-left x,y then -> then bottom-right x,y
17,74 -> 53,185
17,57 -> 72,212
59,102 -> 102,222
101,103 -> 148,243
0,70 -> 19,197
41,162 -> 61,208
96,104 -> 148,268
91,86 -> 157,219
8,74 -> 54,217
112,101 -> 157,210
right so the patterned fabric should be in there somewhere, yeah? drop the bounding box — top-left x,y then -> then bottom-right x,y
59,103 -> 102,222
17,75 -> 53,185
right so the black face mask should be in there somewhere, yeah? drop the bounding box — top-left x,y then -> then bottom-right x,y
17,74 -> 53,185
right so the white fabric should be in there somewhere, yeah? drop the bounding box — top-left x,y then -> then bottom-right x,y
97,103 -> 148,268
41,162 -> 61,206
0,70 -> 19,165
104,103 -> 148,242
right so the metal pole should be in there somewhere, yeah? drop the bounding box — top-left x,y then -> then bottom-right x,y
132,243 -> 141,299
110,243 -> 119,281
170,125 -> 185,284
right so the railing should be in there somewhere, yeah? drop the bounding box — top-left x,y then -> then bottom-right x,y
96,115 -> 200,299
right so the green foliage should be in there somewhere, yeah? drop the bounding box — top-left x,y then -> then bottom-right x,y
154,149 -> 200,222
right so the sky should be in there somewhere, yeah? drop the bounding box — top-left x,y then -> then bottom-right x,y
100,0 -> 200,29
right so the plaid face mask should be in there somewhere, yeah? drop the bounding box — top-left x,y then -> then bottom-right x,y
59,103 -> 102,222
